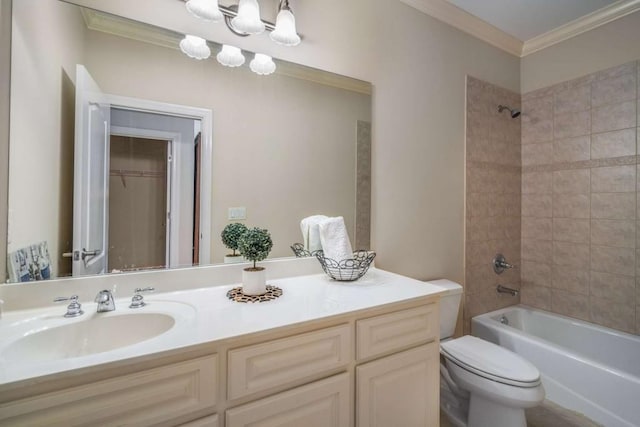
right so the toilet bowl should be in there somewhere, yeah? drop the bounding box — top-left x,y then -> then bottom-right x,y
428,279 -> 545,427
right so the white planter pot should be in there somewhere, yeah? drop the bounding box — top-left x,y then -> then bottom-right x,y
224,254 -> 245,264
242,267 -> 266,296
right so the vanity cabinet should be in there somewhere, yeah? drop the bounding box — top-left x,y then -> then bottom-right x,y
0,298 -> 439,427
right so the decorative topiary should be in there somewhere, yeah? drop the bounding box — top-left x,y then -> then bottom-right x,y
237,227 -> 273,270
221,223 -> 248,256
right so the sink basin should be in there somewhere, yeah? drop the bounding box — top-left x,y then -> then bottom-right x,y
2,312 -> 175,362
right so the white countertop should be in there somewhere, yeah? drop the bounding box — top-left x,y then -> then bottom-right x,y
0,268 -> 445,387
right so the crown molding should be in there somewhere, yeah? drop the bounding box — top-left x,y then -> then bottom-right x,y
399,0 -> 523,57
521,0 -> 640,56
399,0 -> 640,58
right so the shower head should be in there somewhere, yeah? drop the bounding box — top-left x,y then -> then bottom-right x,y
498,105 -> 521,119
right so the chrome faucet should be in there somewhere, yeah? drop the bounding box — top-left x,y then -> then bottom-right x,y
95,290 -> 115,312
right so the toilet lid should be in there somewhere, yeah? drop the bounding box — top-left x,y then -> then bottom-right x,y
441,336 -> 541,387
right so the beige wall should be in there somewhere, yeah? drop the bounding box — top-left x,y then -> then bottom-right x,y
522,12 -> 640,93
65,0 -> 521,285
464,77 -> 521,333
0,0 -> 11,282
520,61 -> 639,335
8,0 -> 85,278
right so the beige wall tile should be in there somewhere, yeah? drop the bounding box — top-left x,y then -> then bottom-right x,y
553,241 -> 590,269
522,171 -> 553,194
554,110 -> 591,139
554,84 -> 590,114
591,73 -> 636,107
553,169 -> 590,194
591,245 -> 636,276
466,240 -> 492,267
466,217 -> 490,242
553,136 -> 590,163
591,128 -> 636,159
522,217 -> 552,241
522,194 -> 552,218
595,61 -> 637,81
592,100 -> 637,133
521,261 -> 551,288
554,193 -> 590,218
590,271 -> 636,302
553,218 -> 589,243
591,165 -> 636,193
522,239 -> 553,263
551,289 -> 590,321
591,219 -> 636,248
467,192 -> 494,218
551,265 -> 589,295
591,192 -> 635,219
590,296 -> 635,333
522,120 -> 553,144
522,142 -> 553,166
465,263 -> 496,296
520,285 -> 551,310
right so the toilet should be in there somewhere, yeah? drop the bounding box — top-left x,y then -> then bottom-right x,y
428,279 -> 545,427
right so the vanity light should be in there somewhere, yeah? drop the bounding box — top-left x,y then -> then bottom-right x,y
179,35 -> 211,60
185,0 -> 223,22
216,45 -> 245,67
270,1 -> 300,46
250,53 -> 276,75
231,0 -> 265,35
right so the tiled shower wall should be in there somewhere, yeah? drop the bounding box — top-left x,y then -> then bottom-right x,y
464,77 -> 521,334
520,61 -> 640,335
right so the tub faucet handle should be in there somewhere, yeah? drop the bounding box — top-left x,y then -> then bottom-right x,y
493,254 -> 516,274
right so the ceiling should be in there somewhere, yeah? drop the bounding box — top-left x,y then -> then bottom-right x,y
448,0 -> 617,41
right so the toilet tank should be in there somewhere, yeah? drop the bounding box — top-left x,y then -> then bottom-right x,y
425,279 -> 463,340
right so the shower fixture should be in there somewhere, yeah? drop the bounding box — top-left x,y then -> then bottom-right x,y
498,105 -> 521,118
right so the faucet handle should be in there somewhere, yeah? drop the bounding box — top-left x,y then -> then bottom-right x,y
130,287 -> 155,309
54,295 -> 84,318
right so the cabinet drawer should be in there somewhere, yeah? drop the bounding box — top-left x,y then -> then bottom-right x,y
179,414 -> 219,427
357,304 -> 437,360
0,355 -> 218,427
226,373 -> 350,427
228,324 -> 351,400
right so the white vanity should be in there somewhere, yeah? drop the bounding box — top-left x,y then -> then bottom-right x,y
0,261 -> 444,427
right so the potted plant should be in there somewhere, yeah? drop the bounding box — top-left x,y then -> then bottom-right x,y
237,227 -> 273,295
221,223 -> 248,264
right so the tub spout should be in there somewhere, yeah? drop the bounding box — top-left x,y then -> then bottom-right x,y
496,284 -> 519,296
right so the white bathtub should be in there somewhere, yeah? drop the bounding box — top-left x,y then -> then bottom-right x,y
472,305 -> 640,427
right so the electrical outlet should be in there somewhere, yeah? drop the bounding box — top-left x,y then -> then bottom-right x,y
228,207 -> 247,220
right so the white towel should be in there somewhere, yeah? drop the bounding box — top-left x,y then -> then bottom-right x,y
318,216 -> 353,262
300,215 -> 328,252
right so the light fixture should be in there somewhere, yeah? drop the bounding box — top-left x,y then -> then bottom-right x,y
270,0 -> 300,46
185,0 -> 223,22
217,45 -> 245,67
179,35 -> 211,60
231,0 -> 265,35
250,53 -> 276,75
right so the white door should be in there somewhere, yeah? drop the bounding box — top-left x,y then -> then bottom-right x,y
72,65 -> 110,276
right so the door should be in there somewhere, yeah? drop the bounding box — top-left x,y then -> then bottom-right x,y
72,65 -> 110,276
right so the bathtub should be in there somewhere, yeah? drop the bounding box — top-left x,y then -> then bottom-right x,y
472,305 -> 640,427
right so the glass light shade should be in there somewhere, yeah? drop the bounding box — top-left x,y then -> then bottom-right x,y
270,9 -> 300,46
186,0 -> 223,22
231,0 -> 265,35
216,45 -> 245,67
250,53 -> 276,75
179,35 -> 211,60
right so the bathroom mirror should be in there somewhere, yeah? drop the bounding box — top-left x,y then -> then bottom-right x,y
5,0 -> 371,282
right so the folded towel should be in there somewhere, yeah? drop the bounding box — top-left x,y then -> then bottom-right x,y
318,216 -> 353,262
300,215 -> 328,252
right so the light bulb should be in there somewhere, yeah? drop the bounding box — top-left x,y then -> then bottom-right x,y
217,45 -> 245,67
185,0 -> 223,22
250,53 -> 276,75
270,9 -> 300,46
231,0 -> 265,35
179,35 -> 211,60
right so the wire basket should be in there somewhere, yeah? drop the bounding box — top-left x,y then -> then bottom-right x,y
290,243 -> 320,258
315,250 -> 376,281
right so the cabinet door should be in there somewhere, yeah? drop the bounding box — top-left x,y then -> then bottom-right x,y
356,343 -> 438,427
226,373 -> 351,427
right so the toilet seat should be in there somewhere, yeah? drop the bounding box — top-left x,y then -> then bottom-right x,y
441,336 -> 541,388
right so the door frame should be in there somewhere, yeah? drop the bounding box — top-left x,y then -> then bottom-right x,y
106,94 -> 213,266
